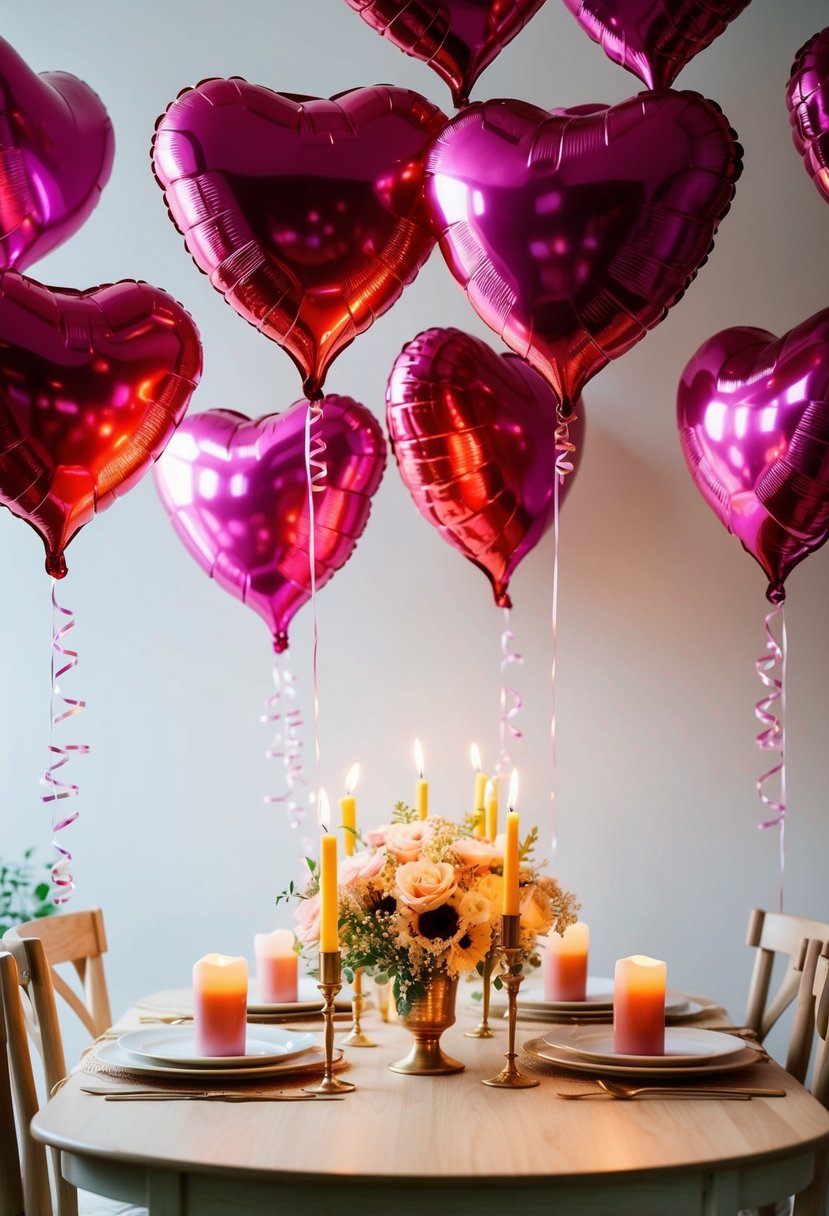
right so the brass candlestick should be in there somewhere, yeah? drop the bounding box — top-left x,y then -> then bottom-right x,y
482,914 -> 538,1089
465,944 -> 497,1039
341,967 -> 377,1048
303,952 -> 355,1094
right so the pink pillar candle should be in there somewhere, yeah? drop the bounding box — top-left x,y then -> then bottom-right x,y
255,929 -> 298,1003
193,953 -> 248,1057
543,921 -> 589,1001
614,954 -> 666,1056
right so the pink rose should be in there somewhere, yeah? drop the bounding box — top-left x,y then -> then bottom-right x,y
395,860 -> 457,913
452,837 -> 499,872
365,825 -> 389,848
294,893 -> 321,945
384,821 -> 432,863
339,850 -> 386,888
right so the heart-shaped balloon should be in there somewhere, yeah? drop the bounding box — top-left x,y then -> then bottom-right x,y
387,327 -> 584,607
154,399 -> 387,652
152,81 -> 445,399
0,37 -> 114,271
343,0 -> 546,109
0,272 -> 202,577
425,92 -> 742,416
677,308 -> 829,603
561,0 -> 752,91
787,28 -> 829,207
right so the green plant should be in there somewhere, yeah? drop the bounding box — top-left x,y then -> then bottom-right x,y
0,848 -> 56,936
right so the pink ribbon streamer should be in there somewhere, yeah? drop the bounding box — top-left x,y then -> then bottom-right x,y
41,579 -> 89,904
549,416 -> 576,857
495,607 -> 523,782
262,651 -> 308,830
755,601 -> 787,910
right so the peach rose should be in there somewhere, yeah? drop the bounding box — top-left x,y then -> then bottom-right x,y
365,825 -> 389,849
339,850 -> 386,888
395,860 -> 457,913
520,884 -> 552,935
452,837 -> 499,873
477,872 -> 504,909
294,893 -> 321,945
384,821 -> 432,863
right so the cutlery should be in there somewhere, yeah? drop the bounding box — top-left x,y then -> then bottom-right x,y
556,1079 -> 786,1100
80,1085 -> 343,1101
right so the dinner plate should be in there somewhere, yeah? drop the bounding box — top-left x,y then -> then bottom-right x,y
479,980 -> 689,1016
247,975 -> 353,1016
522,1035 -> 760,1079
118,1027 -> 317,1068
95,1039 -> 335,1081
542,1026 -> 747,1067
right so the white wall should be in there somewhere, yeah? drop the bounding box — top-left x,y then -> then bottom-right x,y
2,0 -> 827,1061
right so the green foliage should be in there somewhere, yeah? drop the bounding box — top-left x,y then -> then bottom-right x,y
0,848 -> 56,936
519,825 -> 539,863
462,810 -> 483,836
391,801 -> 417,824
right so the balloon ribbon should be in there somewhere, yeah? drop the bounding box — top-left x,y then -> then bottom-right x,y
550,415 -> 576,857
41,580 -> 89,904
495,607 -> 523,782
262,651 -> 308,829
755,601 -> 787,911
304,396 -> 326,798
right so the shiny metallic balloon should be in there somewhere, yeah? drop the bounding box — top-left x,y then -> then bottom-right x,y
387,327 -> 583,608
0,272 -> 202,577
677,308 -> 829,603
561,0 -> 752,91
154,399 -> 387,652
787,28 -> 829,207
424,92 -> 742,417
152,81 -> 445,399
0,37 -> 114,271
343,0 -> 546,109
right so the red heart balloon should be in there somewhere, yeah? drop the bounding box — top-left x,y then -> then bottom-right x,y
0,272 -> 202,577
343,0 -> 546,109
152,81 -> 446,398
787,27 -> 829,207
387,327 -> 584,607
561,0 -> 752,92
0,37 -> 114,271
424,92 -> 742,415
677,308 -> 829,602
154,399 -> 387,652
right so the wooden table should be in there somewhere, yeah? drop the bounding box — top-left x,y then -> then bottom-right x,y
31,990 -> 829,1216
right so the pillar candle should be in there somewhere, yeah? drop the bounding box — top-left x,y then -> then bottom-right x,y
414,738 -> 428,820
319,830 -> 339,953
502,811 -> 520,915
254,928 -> 298,1003
614,954 -> 666,1056
193,953 -> 248,1057
485,779 -> 498,843
543,921 -> 589,1001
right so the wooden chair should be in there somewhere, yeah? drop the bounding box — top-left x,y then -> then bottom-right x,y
790,941 -> 829,1216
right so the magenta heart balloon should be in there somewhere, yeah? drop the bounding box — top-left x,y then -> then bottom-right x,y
154,399 -> 387,651
343,0 -> 546,109
387,327 -> 583,607
0,37 -> 114,271
787,28 -> 829,207
561,0 -> 752,91
425,92 -> 742,416
677,308 -> 829,603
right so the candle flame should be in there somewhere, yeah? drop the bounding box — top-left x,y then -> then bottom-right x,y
345,762 -> 360,795
317,787 -> 330,832
414,737 -> 424,778
508,768 -> 519,812
484,778 -> 494,803
470,742 -> 481,771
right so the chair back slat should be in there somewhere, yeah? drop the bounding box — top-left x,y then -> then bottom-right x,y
744,909 -> 829,1042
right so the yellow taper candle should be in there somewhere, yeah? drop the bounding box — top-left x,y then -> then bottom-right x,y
502,769 -> 520,916
414,738 -> 428,820
340,762 -> 360,857
470,743 -> 487,837
485,778 -> 498,842
318,790 -> 339,953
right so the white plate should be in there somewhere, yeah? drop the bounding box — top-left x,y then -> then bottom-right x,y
95,1038 -> 333,1082
247,975 -> 353,1016
542,1026 -> 746,1067
118,1027 -> 316,1068
480,980 -> 688,1016
522,1035 -> 759,1079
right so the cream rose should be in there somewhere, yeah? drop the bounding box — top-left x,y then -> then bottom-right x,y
477,872 -> 504,909
365,825 -> 389,849
457,889 -> 496,927
395,860 -> 457,913
384,821 -> 432,863
294,893 -> 321,945
452,837 -> 499,873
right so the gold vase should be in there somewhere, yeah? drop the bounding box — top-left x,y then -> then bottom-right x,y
388,974 -> 465,1075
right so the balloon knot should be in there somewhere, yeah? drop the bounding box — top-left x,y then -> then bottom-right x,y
303,376 -> 323,403
45,552 -> 67,579
494,588 -> 513,610
766,582 -> 786,606
273,631 -> 289,654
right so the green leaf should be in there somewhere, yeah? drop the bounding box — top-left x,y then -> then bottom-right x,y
34,883 -> 51,901
493,976 -> 504,990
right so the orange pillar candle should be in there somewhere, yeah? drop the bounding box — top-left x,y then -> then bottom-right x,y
614,955 -> 667,1056
193,953 -> 248,1057
543,921 -> 590,1001
340,763 -> 360,857
502,770 -> 520,916
254,929 -> 298,1003
414,738 -> 428,820
319,791 -> 339,953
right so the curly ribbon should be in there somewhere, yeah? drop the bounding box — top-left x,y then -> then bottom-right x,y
549,415 -> 576,858
495,607 -> 523,782
261,651 -> 309,830
304,396 -> 326,804
41,579 -> 89,904
755,601 -> 787,911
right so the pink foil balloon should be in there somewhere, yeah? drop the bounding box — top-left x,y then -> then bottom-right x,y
343,0 -> 546,109
787,28 -> 829,206
677,308 -> 829,603
0,272 -> 202,577
152,81 -> 445,399
424,92 -> 742,417
387,327 -> 584,607
0,37 -> 114,271
561,1 -> 752,91
154,399 -> 387,652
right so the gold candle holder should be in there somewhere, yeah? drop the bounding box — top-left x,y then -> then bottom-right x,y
465,944 -> 497,1039
340,967 -> 377,1048
303,951 -> 355,1094
482,914 -> 539,1089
